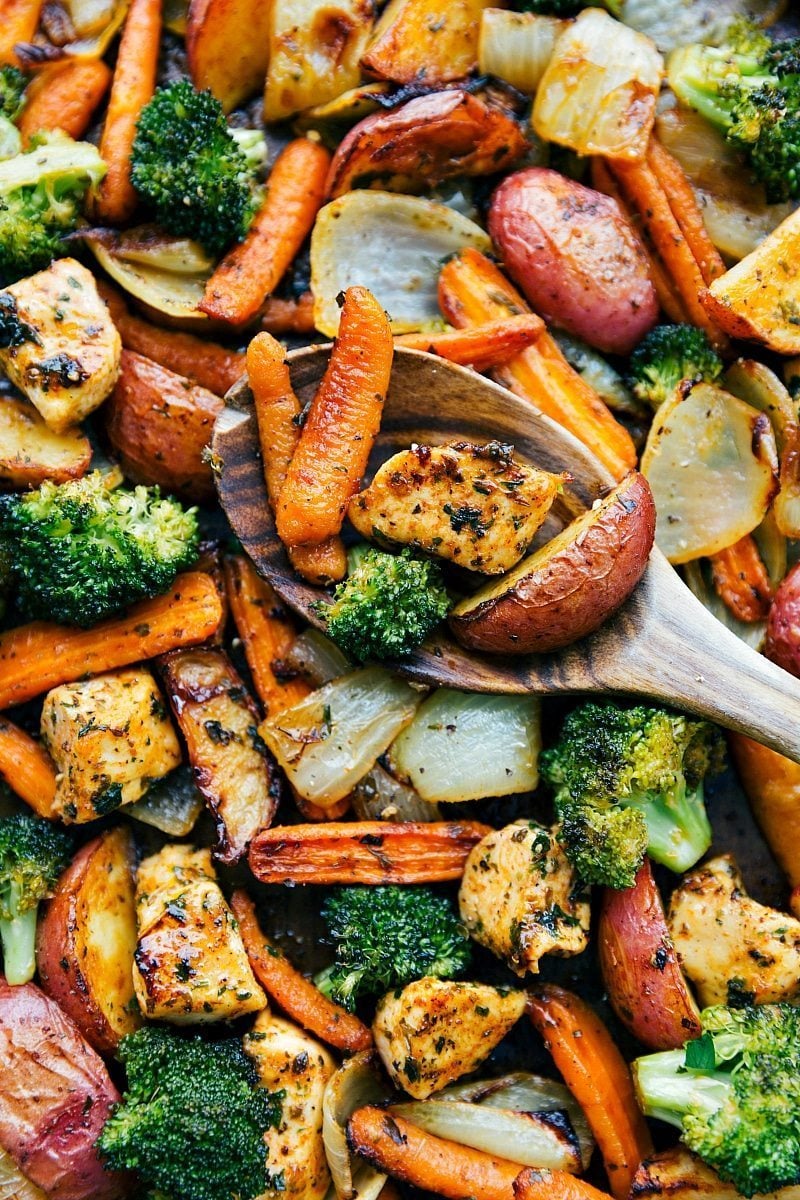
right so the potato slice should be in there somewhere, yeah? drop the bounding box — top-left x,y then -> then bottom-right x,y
0,397 -> 91,489
362,0 -> 492,85
449,471 -> 655,654
641,382 -> 778,563
186,0 -> 271,113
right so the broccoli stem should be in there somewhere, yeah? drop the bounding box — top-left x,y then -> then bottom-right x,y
634,1049 -> 732,1128
623,781 -> 712,874
0,880 -> 38,985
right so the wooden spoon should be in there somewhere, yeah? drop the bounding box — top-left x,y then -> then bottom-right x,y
212,345 -> 800,762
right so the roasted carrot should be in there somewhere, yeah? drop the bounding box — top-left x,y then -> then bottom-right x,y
19,59 -> 112,145
728,733 -> 800,888
248,820 -> 492,885
438,249 -> 636,480
0,572 -> 222,710
395,315 -> 544,371
0,0 -> 43,65
223,554 -> 312,716
201,139 -> 331,325
245,332 -> 346,584
646,139 -> 726,288
514,1168 -> 613,1200
93,0 -> 161,224
347,1106 -> 520,1200
261,292 -> 316,336
293,790 -> 352,821
276,286 -> 393,545
0,718 -> 57,818
231,889 -> 373,1052
709,535 -> 774,623
527,985 -> 653,1200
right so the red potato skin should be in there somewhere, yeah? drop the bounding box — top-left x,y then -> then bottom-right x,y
488,168 -> 659,356
766,561 -> 800,676
0,978 -> 127,1200
449,472 -> 655,655
598,859 -> 702,1051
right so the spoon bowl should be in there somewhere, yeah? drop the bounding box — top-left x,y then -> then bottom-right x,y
213,345 -> 800,762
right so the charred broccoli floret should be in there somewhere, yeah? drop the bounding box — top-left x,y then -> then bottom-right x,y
0,67 -> 26,123
0,472 -> 199,627
321,544 -> 451,662
627,324 -> 723,409
315,885 -> 471,1010
131,79 -> 266,255
97,1026 -> 283,1200
540,702 -> 723,888
634,1004 -> 800,1197
0,813 -> 72,985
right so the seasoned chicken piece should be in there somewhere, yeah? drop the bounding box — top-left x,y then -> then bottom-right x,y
667,854 -> 800,1007
459,821 -> 590,976
133,844 -> 267,1023
41,668 -> 181,824
630,1145 -> 800,1200
348,442 -> 564,574
244,1012 -> 335,1200
373,977 -> 526,1099
0,260 -> 121,432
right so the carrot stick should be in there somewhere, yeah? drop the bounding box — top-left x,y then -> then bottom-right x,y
245,332 -> 346,584
709,535 -> 774,623
93,0 -> 161,224
0,0 -> 43,65
438,249 -> 635,480
223,554 -> 312,716
514,1169 -> 613,1200
248,821 -> 492,885
728,733 -> 800,888
395,315 -> 544,371
276,286 -> 393,545
201,139 -> 331,325
261,292 -> 316,336
646,139 -> 726,287
0,572 -> 222,710
231,889 -> 373,1052
347,1106 -> 519,1200
293,789 -> 352,821
0,718 -> 57,818
19,59 -> 111,145
527,985 -> 653,1200
97,280 -> 244,397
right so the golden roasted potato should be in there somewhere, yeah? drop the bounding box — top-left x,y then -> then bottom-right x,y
244,1013 -> 336,1200
133,844 -> 267,1023
348,442 -> 564,574
36,827 -> 141,1055
0,397 -> 91,490
362,0 -> 491,84
449,471 -> 655,654
186,0 -> 271,112
667,854 -> 800,1007
372,977 -> 526,1099
458,821 -> 590,977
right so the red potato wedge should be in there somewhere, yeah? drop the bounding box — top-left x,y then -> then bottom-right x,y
449,472 -> 655,655
598,859 -> 701,1051
186,0 -> 271,112
36,828 -> 141,1056
766,561 -> 800,677
104,349 -> 223,503
0,397 -> 91,489
0,978 -> 126,1200
248,821 -> 492,885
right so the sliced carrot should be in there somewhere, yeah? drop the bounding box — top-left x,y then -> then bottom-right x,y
395,315 -> 544,371
93,0 -> 161,224
231,889 -> 373,1053
19,58 -> 111,145
0,0 -> 43,65
0,718 -> 57,818
201,139 -> 331,325
0,572 -> 222,710
728,733 -> 800,889
245,332 -> 346,584
514,1168 -> 613,1200
527,985 -> 653,1200
276,286 -> 393,545
646,139 -> 726,288
438,249 -> 636,480
293,789 -> 352,821
248,820 -> 492,885
223,554 -> 312,716
261,292 -> 316,336
709,535 -> 774,623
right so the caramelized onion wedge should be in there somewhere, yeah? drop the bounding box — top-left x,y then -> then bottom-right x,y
449,472 -> 655,655
323,1052 -> 391,1200
0,1149 -> 45,1200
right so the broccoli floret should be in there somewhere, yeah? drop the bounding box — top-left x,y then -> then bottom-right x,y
98,1026 -> 283,1200
315,885 -> 471,1011
131,80 -> 265,255
0,130 -> 105,281
634,1004 -> 800,1197
668,24 -> 800,202
321,544 -> 451,662
0,813 -> 71,985
627,324 -> 723,409
0,67 -> 26,123
540,702 -> 723,888
0,472 -> 199,627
